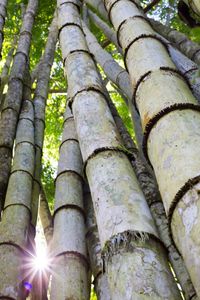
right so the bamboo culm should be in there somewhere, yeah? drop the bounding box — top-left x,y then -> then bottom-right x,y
31,13 -> 58,228
50,106 -> 89,300
0,76 -> 35,299
58,0 -> 181,298
0,0 -> 38,211
103,0 -> 200,296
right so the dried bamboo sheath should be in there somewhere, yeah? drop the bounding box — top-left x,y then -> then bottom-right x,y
50,107 -> 89,300
103,0 -> 200,296
57,0 -> 181,298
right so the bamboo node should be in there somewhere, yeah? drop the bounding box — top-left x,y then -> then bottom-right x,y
168,175 -> 200,254
124,34 -> 169,72
58,22 -> 83,40
133,67 -> 193,113
3,203 -> 32,220
55,250 -> 89,269
105,0 -> 142,25
68,85 -> 106,108
53,204 -> 86,222
58,0 -> 81,11
55,169 -> 84,185
142,103 -> 200,165
63,49 -> 95,68
117,15 -> 149,48
59,138 -> 79,152
83,146 -> 135,175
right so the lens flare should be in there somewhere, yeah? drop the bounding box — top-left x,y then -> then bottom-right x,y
23,281 -> 32,292
32,247 -> 50,272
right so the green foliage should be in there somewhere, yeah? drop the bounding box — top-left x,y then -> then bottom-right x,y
90,287 -> 97,300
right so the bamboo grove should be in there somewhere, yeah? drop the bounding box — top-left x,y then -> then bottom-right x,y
0,0 -> 200,299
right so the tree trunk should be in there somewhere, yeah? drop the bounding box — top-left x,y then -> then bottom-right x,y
39,188 -> 53,244
84,184 -> 111,300
0,0 -> 38,211
0,0 -> 7,57
58,0 -> 181,298
0,82 -> 35,299
50,106 -> 89,300
31,13 -> 58,228
104,0 -> 200,296
150,18 -> 200,66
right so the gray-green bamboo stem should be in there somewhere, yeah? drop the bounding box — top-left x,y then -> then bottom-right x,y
82,2 -> 90,27
85,0 -> 108,21
88,10 -> 122,54
0,83 -> 35,299
32,13 -> 58,228
150,18 -> 200,66
82,22 -> 143,148
0,0 -> 7,57
105,88 -> 197,300
0,3 -> 26,110
84,184 -> 111,300
0,35 -> 17,110
0,0 -> 38,211
39,187 -> 53,244
103,0 -> 200,296
58,0 -> 181,298
87,9 -> 200,103
50,106 -> 89,300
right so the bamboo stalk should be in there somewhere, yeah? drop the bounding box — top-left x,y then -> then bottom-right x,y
84,184 -> 111,300
0,0 -> 38,211
105,87 -> 197,300
57,0 -> 181,298
88,10 -> 122,54
103,0 -> 200,296
50,106 -> 89,300
150,18 -> 200,66
39,188 -> 53,244
0,79 -> 35,298
31,13 -> 58,228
